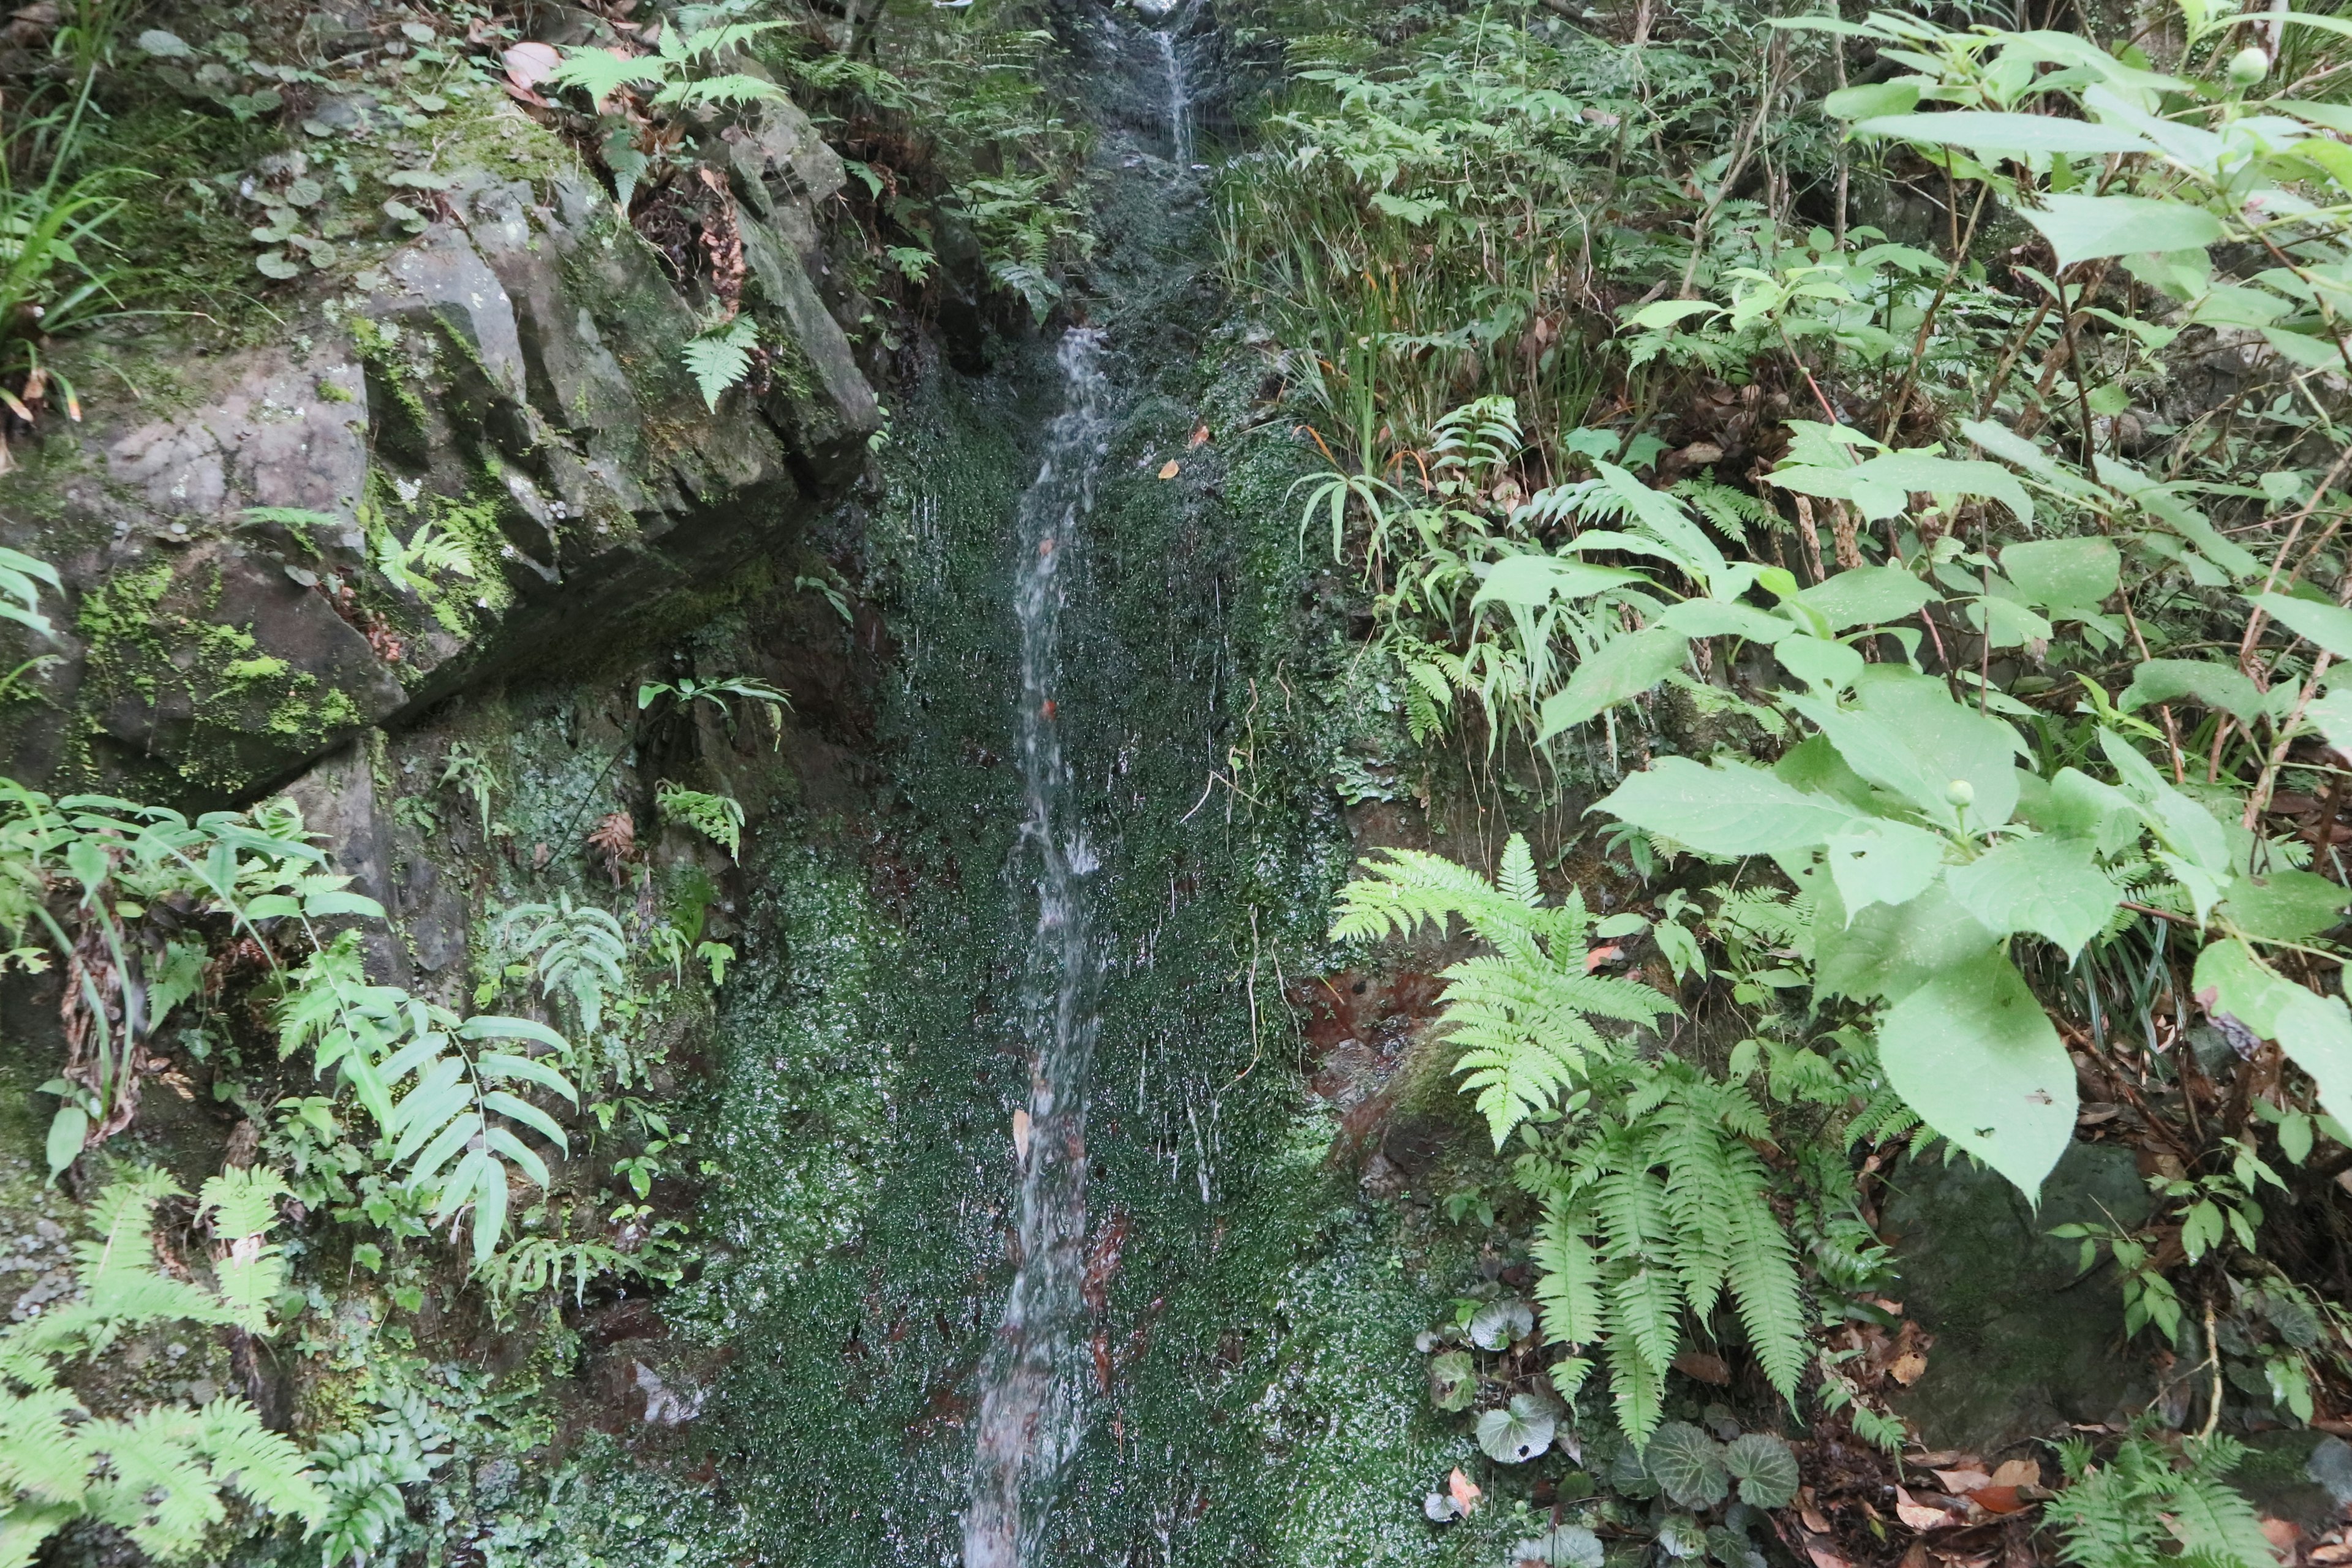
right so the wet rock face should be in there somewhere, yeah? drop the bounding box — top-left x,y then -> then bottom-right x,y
1882,1142 -> 2155,1450
0,97 -> 879,801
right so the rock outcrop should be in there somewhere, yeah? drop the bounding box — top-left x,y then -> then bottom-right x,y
0,94 -> 878,801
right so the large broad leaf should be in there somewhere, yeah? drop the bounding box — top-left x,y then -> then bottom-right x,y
2307,688 -> 2352,755
2022,193 -> 2226,270
2016,766 -> 2144,856
1659,597 -> 1793,643
1477,1392 -> 1559,1464
1797,566 -> 1937,631
1825,80 -> 1920,120
1878,950 -> 2076,1202
1790,674 -> 2025,832
2194,940 -> 2352,1137
1853,111 -> 2155,158
2220,870 -> 2350,943
2254,592 -> 2352,663
1772,455 -> 2034,528
1724,1434 -> 1802,1509
2121,659 -> 2266,725
1473,554 -> 1643,609
1645,1421 -> 1731,1509
1945,834 -> 2120,958
1537,628 -> 1691,740
1814,880 -> 2000,1003
1823,818 -> 1947,922
2001,537 -> 2119,614
1594,758 -> 1856,856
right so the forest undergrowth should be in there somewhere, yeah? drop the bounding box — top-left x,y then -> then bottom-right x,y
1224,0 -> 2352,1563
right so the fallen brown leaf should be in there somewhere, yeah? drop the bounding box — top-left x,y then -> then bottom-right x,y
1188,424 -> 1210,449
1988,1460 -> 2041,1491
1804,1541 -> 1853,1568
1896,1488 -> 1958,1531
1890,1351 -> 1929,1385
1158,460 -> 1180,479
1934,1469 -> 1992,1494
1801,1507 -> 1834,1535
1970,1487 -> 2026,1516
1673,1349 -> 1732,1385
503,40 -> 559,89
2260,1518 -> 2302,1559
1448,1467 -> 1482,1515
1585,944 -> 1624,973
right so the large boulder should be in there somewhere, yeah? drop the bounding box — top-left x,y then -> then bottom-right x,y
0,97 -> 878,802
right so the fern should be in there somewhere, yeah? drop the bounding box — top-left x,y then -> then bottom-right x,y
311,1387 -> 450,1568
680,317 -> 758,412
1521,1069 -> 1811,1446
0,1169 -> 325,1565
279,936 -> 576,1263
1339,838 -> 1817,1447
2048,1427 -> 2274,1568
489,895 -> 628,1035
655,782 -> 745,859
1334,834 -> 1679,1143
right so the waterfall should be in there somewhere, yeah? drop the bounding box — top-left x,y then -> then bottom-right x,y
1155,27 -> 1192,169
962,326 -> 1114,1568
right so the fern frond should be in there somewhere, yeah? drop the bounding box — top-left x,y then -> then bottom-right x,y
1604,1328 -> 1667,1448
1532,1200 -> 1604,1346
1605,1258 -> 1684,1381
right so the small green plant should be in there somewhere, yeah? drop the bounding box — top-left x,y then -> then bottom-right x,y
371,518 -> 475,601
2045,1425 -> 2275,1568
681,317 -> 759,411
0,1166 -> 325,1562
488,895 -> 628,1035
655,782 -> 745,859
309,1386 -> 450,1568
545,10 -> 786,215
437,743 -> 497,837
0,76 -> 130,445
637,673 -> 790,744
0,546 -> 61,639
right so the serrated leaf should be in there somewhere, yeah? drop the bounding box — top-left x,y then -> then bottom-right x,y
2121,658 -> 2266,725
1723,1433 -> 1801,1507
1789,674 -> 2024,832
1593,758 -> 1856,856
1878,951 -> 2075,1201
2001,537 -> 2118,614
2022,193 -> 2225,270
1646,1420 -> 1732,1509
2195,940 -> 2352,1132
1537,627 -> 1691,740
2221,870 -> 2348,943
1516,1526 -> 1607,1567
1795,566 -> 1937,631
1823,818 -> 1946,921
1477,1392 -> 1558,1463
2255,592 -> 2352,662
1946,834 -> 2120,958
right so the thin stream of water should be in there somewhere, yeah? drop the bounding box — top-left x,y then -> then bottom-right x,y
961,326 -> 1114,1568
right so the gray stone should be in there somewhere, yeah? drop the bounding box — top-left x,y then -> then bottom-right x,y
1882,1142 -> 2154,1450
